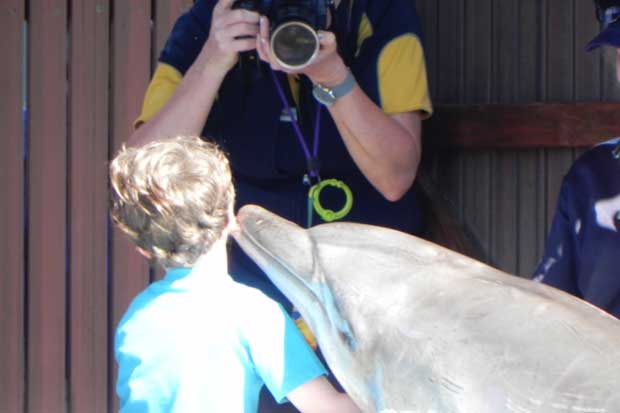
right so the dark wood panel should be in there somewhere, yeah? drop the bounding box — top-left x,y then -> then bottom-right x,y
424,102 -> 619,148
517,0 -> 542,102
0,1 -> 25,411
489,150 -> 518,273
428,0 -> 465,227
27,0 -> 68,411
463,0 -> 491,103
69,1 -> 110,412
575,0 -> 601,101
517,0 -> 545,277
492,0 -> 519,104
517,151 -> 546,276
461,151 -> 491,262
435,0 -> 464,104
462,0 -> 492,260
109,0 -> 152,410
547,0 -> 574,101
490,0 -> 519,274
416,0 -> 438,99
545,0 -> 575,234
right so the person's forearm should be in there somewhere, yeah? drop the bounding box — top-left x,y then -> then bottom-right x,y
129,52 -> 227,148
327,85 -> 422,201
327,392 -> 362,413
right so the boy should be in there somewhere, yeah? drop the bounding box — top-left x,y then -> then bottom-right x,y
110,136 -> 359,412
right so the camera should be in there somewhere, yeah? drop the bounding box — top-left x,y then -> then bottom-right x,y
233,0 -> 329,70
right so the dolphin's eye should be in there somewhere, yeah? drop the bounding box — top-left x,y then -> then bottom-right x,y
339,330 -> 357,350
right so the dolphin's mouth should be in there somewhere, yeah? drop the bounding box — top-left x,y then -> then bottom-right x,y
233,205 -> 331,332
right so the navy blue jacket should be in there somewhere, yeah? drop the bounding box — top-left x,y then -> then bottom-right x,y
155,0 -> 430,307
534,138 -> 620,317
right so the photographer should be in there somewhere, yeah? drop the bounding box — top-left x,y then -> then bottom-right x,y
128,1 -> 431,407
130,0 -> 431,312
534,0 -> 620,316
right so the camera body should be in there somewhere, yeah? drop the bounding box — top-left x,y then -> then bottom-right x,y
233,0 -> 329,69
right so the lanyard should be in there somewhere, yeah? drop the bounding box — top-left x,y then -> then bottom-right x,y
270,69 -> 353,227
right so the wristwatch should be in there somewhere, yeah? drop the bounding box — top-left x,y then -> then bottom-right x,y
312,70 -> 356,106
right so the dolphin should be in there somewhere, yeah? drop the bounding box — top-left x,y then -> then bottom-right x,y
233,205 -> 620,413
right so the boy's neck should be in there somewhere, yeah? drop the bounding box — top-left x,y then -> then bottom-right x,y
192,235 -> 229,277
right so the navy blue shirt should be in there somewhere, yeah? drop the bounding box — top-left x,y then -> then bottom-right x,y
534,138 -> 620,317
150,0 -> 431,308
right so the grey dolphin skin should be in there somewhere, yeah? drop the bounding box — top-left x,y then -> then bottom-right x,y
233,205 -> 620,413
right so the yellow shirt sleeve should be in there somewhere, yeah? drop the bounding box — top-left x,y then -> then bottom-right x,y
377,34 -> 433,118
133,63 -> 183,129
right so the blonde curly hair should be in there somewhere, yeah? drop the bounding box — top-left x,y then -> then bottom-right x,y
109,136 -> 235,269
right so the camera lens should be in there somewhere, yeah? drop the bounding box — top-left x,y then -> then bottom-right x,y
271,21 -> 320,70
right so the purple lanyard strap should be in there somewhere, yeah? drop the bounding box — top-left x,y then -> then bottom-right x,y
270,69 -> 322,180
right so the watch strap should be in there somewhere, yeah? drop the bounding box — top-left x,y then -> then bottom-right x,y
329,70 -> 356,99
313,70 -> 356,105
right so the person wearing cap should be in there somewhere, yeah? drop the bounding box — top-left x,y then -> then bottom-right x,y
533,0 -> 620,317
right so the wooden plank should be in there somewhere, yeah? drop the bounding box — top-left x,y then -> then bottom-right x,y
27,0 -> 68,411
545,0 -> 575,234
517,0 -> 542,103
416,0 -> 438,99
517,150 -> 545,276
423,102 -> 620,148
431,0 -> 465,226
462,0 -> 492,263
546,0 -> 574,100
69,1 -> 110,412
435,0 -> 464,104
575,0 -> 601,101
463,0 -> 491,103
517,0 -> 545,277
490,0 -> 519,274
0,1 -> 25,411
109,0 -> 152,410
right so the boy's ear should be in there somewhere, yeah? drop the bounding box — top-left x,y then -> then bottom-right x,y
136,247 -> 153,259
226,205 -> 240,234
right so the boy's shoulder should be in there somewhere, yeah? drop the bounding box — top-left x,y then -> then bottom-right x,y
227,279 -> 289,323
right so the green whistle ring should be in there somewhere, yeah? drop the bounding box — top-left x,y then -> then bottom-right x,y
309,179 -> 353,222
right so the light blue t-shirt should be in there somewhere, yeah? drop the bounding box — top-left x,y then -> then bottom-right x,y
115,267 -> 327,413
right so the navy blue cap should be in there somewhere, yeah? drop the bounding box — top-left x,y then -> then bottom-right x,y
587,6 -> 620,51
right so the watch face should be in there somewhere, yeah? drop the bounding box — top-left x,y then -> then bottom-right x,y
313,85 -> 336,105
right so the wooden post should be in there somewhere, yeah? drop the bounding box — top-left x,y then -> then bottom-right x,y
28,0 -> 68,411
0,0 -> 25,410
69,0 -> 111,412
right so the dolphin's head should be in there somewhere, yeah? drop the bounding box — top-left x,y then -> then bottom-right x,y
233,205 -> 374,407
233,205 -> 620,413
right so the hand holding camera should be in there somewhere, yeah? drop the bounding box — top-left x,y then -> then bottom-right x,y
231,0 -> 346,85
256,15 -> 348,87
202,0 -> 261,74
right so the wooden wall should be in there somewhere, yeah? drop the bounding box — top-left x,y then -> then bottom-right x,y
0,1 -> 193,412
417,0 -> 620,276
0,0 -> 618,412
